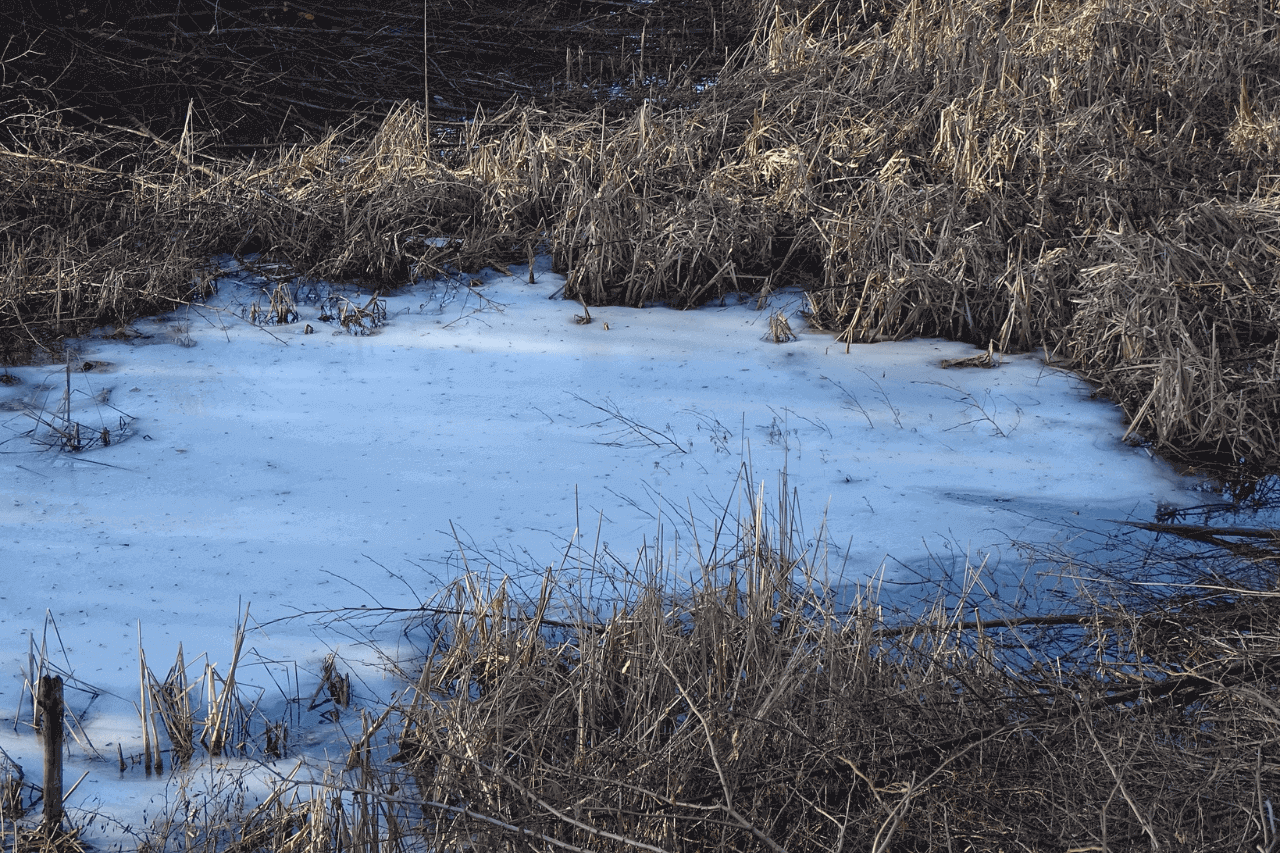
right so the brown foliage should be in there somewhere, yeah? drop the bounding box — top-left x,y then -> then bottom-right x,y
158,493 -> 1280,853
3,0 -> 1280,471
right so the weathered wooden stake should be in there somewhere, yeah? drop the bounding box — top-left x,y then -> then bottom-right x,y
37,675 -> 63,833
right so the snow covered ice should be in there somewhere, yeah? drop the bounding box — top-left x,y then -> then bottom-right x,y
0,256 -> 1199,843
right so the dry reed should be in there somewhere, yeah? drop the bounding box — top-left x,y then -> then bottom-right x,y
117,485 -> 1280,853
6,0 -> 1278,473
4,490 -> 1276,851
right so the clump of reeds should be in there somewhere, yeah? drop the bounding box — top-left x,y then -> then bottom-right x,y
8,355 -> 135,454
126,485 -> 1280,853
135,606 -> 297,767
3,606 -> 373,853
5,0 -> 1280,473
766,309 -> 796,343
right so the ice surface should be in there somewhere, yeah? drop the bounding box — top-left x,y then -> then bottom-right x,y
0,256 -> 1200,845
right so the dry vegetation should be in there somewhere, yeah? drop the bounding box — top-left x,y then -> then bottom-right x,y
357,506 -> 1280,853
4,0 -> 1279,474
9,489 -> 1278,852
4,4 -> 1280,845
379,535 -> 1280,853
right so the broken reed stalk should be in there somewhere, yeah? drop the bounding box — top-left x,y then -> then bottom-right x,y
27,634 -> 40,732
150,703 -> 163,777
62,354 -> 71,432
204,606 -> 249,757
137,626 -> 153,776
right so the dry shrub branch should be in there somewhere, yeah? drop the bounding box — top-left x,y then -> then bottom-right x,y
4,0 -> 1280,472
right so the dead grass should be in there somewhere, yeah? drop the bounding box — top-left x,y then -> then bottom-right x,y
2,0 -> 1279,471
4,487 -> 1278,851
97,486 -> 1280,853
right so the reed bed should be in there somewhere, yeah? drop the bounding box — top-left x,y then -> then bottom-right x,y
4,493 -> 1277,851
99,487 -> 1280,853
3,0 -> 1279,471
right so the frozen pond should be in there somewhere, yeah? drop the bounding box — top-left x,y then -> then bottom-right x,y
0,256 -> 1201,843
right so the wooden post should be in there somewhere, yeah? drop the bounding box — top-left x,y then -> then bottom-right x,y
38,675 -> 63,833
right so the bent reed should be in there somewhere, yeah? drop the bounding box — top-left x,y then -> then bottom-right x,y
3,0 -> 1279,475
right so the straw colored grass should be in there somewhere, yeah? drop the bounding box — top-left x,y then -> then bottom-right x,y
3,0 -> 1279,473
102,487 -> 1280,853
4,489 -> 1278,852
